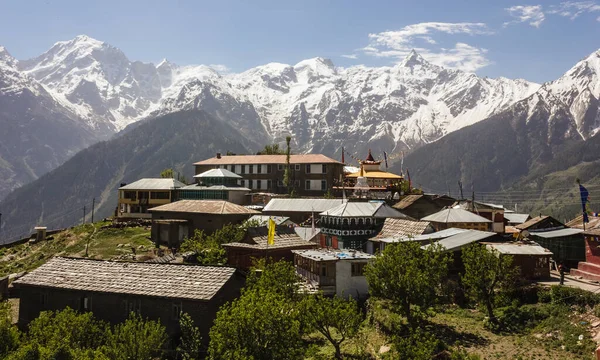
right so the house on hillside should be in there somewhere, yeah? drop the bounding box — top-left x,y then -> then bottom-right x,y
149,200 -> 259,247
485,243 -> 552,280
222,226 -> 317,270
292,249 -> 373,299
13,257 -> 244,343
262,198 -> 344,224
319,201 -> 410,250
453,200 -> 506,233
175,169 -> 250,205
194,153 -> 344,197
366,218 -> 434,254
421,208 -> 492,232
117,178 -> 186,220
393,194 -> 456,220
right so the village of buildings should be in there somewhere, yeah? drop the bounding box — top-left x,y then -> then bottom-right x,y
5,148 -> 600,355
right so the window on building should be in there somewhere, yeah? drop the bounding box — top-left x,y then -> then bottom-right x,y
123,191 -> 136,200
305,180 -> 311,190
256,180 -> 262,189
278,164 -> 284,171
322,164 -> 327,173
320,264 -> 327,277
306,164 -> 311,174
321,180 -> 327,191
351,263 -> 366,276
366,218 -> 372,226
295,164 -> 301,171
248,180 -> 253,189
172,302 -> 183,320
350,218 -> 356,226
150,191 -> 170,199
249,165 -> 254,174
267,180 -> 272,190
326,236 -> 332,247
267,165 -> 272,173
241,165 -> 246,174
257,164 -> 262,173
81,295 -> 92,312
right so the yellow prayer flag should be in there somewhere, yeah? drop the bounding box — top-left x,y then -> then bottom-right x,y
267,218 -> 276,245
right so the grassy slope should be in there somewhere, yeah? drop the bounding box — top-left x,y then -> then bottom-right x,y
0,222 -> 155,277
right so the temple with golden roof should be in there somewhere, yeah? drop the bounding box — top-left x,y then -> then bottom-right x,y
345,150 -> 404,191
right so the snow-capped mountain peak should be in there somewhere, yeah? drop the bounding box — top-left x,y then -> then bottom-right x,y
0,46 -> 17,68
399,49 -> 429,67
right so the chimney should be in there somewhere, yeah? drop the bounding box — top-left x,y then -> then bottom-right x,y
216,153 -> 221,159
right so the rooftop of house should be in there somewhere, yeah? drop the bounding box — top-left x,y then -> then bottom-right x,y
504,213 -> 532,224
369,218 -> 432,242
567,214 -> 600,230
528,228 -> 583,238
13,257 -> 237,301
193,168 -> 242,179
263,198 -> 344,213
345,169 -> 403,179
422,230 -> 498,252
247,215 -> 295,226
421,208 -> 491,223
148,200 -> 260,215
485,242 -> 553,256
515,215 -> 564,231
292,248 -> 374,262
320,201 -> 410,219
180,184 -> 251,191
393,195 -> 425,209
222,226 -> 316,250
194,154 -> 341,165
119,178 -> 186,190
378,227 -> 469,244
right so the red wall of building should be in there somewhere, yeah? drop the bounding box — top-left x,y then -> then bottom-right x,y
585,236 -> 600,266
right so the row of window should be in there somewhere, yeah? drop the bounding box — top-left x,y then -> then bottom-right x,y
217,164 -> 328,174
238,179 -> 327,191
322,217 -> 374,226
121,191 -> 170,200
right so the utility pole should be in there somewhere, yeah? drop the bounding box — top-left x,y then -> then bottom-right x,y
82,206 -> 86,225
458,181 -> 464,200
91,198 -> 95,224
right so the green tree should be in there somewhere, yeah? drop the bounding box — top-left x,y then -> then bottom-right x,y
365,241 -> 450,327
256,144 -> 285,155
0,302 -> 20,358
301,294 -> 363,359
160,168 -> 174,178
102,313 -> 167,360
7,343 -> 40,360
27,308 -> 108,351
177,313 -> 202,360
246,260 -> 301,300
461,244 -> 518,324
208,289 -> 304,360
181,224 -> 247,265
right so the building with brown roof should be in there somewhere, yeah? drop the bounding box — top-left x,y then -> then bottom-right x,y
149,200 -> 259,247
222,226 -> 317,270
392,194 -> 456,220
194,153 -> 344,197
13,257 -> 244,343
367,218 -> 434,254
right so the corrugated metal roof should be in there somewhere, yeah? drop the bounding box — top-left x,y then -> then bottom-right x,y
119,178 -> 186,190
380,227 -> 469,244
504,213 -> 531,224
193,168 -> 242,179
194,154 -> 341,165
486,243 -> 553,256
530,228 -> 583,238
294,227 -> 321,241
180,184 -> 251,191
13,257 -> 236,301
320,202 -> 410,218
423,230 -> 497,251
149,200 -> 260,215
263,199 -> 344,213
291,249 -> 374,261
421,208 -> 491,223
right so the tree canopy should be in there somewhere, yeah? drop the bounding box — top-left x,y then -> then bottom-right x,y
365,241 -> 450,326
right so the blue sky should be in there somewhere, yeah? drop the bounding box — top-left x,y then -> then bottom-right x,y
1,0 -> 599,83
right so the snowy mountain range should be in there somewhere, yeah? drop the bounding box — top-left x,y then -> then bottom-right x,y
14,35 -> 542,155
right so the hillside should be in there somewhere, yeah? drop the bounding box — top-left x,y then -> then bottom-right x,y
0,109 -> 254,243
0,221 -> 155,277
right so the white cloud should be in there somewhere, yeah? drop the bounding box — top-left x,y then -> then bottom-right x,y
549,1 -> 600,19
504,5 -> 545,27
341,54 -> 358,59
360,22 -> 493,72
208,64 -> 230,73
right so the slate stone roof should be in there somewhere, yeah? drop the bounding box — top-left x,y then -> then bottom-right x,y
393,195 -> 424,209
421,208 -> 491,223
222,227 -> 317,250
370,218 -> 433,242
13,257 -> 236,301
119,178 -> 186,190
149,200 -> 259,215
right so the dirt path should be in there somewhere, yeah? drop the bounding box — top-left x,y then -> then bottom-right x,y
537,272 -> 600,293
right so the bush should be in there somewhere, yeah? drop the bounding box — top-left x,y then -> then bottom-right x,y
491,304 -> 549,333
0,302 -> 20,358
393,329 -> 445,360
550,285 -> 600,308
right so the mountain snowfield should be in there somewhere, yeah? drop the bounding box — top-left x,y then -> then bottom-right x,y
13,35 -> 545,157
